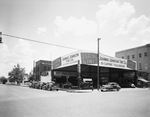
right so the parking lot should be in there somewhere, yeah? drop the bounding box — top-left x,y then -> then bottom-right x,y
0,84 -> 150,117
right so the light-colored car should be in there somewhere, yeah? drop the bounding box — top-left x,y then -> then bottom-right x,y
101,82 -> 121,92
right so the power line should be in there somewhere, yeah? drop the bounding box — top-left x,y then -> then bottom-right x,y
2,33 -> 81,50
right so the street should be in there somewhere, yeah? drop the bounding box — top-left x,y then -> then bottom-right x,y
0,84 -> 150,117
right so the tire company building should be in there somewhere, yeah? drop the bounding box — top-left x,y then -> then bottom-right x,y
52,51 -> 137,88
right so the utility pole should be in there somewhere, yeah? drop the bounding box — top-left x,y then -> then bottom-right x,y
0,32 -> 2,43
97,38 -> 101,91
78,60 -> 81,89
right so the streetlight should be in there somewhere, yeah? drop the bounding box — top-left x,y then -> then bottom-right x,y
97,38 -> 101,91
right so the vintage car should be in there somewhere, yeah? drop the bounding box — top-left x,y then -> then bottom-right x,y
35,82 -> 46,89
42,82 -> 60,91
29,81 -> 38,88
122,82 -> 136,88
80,81 -> 93,90
62,82 -> 72,89
101,82 -> 121,92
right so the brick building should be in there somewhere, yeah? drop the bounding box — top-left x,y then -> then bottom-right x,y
33,60 -> 51,81
115,44 -> 150,83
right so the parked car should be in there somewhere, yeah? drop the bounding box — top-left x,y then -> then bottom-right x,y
38,82 -> 46,89
80,81 -> 93,90
62,82 -> 72,89
42,82 -> 60,91
122,82 -> 136,88
29,81 -> 38,88
101,82 -> 121,92
35,82 -> 43,89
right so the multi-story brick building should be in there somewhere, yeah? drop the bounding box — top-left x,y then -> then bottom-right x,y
115,44 -> 150,82
33,60 -> 52,81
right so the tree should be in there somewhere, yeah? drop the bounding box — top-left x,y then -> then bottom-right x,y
8,64 -> 26,85
0,76 -> 7,84
28,71 -> 34,81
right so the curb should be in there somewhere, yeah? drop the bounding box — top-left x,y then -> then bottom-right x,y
66,90 -> 93,93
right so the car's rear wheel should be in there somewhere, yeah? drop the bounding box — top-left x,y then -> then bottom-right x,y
117,88 -> 120,91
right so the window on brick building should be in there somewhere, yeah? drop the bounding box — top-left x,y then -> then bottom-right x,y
144,52 -> 147,57
139,53 -> 142,58
132,55 -> 135,59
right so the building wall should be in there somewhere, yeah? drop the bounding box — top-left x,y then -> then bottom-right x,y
34,60 -> 52,81
115,44 -> 150,74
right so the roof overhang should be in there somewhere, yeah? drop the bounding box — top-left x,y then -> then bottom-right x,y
52,51 -> 137,70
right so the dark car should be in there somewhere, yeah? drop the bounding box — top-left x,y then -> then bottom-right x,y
80,81 -> 93,90
62,82 -> 72,89
122,82 -> 136,88
35,82 -> 44,89
29,81 -> 38,88
42,82 -> 60,91
39,82 -> 46,89
101,82 -> 121,92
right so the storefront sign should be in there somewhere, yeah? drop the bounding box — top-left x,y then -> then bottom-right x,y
52,51 -> 136,70
54,71 -> 78,77
53,57 -> 61,69
127,60 -> 137,70
61,52 -> 81,66
99,54 -> 128,69
81,53 -> 97,64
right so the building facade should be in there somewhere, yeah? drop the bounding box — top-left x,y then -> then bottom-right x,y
33,60 -> 52,81
52,51 -> 137,88
115,44 -> 150,81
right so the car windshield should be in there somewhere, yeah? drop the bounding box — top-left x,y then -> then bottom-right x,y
107,82 -> 117,85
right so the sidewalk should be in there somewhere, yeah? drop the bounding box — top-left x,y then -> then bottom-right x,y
64,87 -> 150,93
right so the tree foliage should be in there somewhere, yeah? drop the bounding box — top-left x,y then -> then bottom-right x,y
28,71 -> 34,81
0,76 -> 7,84
8,64 -> 26,85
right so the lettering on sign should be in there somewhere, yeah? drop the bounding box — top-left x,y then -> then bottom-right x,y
99,54 -> 127,69
62,53 -> 80,66
53,57 -> 61,69
54,71 -> 78,77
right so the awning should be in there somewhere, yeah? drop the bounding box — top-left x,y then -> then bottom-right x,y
138,78 -> 149,83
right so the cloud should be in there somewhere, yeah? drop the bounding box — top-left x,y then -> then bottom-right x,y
54,1 -> 138,40
96,1 -> 150,42
53,0 -> 150,56
36,27 -> 47,35
0,40 -> 35,76
54,16 -> 97,38
0,44 -> 10,64
96,1 -> 135,36
95,0 -> 150,52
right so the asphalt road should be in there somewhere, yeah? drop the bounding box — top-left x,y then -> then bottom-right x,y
0,84 -> 150,117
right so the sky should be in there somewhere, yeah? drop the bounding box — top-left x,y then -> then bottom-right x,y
0,0 -> 150,77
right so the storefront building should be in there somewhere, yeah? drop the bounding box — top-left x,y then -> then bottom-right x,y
52,51 -> 137,88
